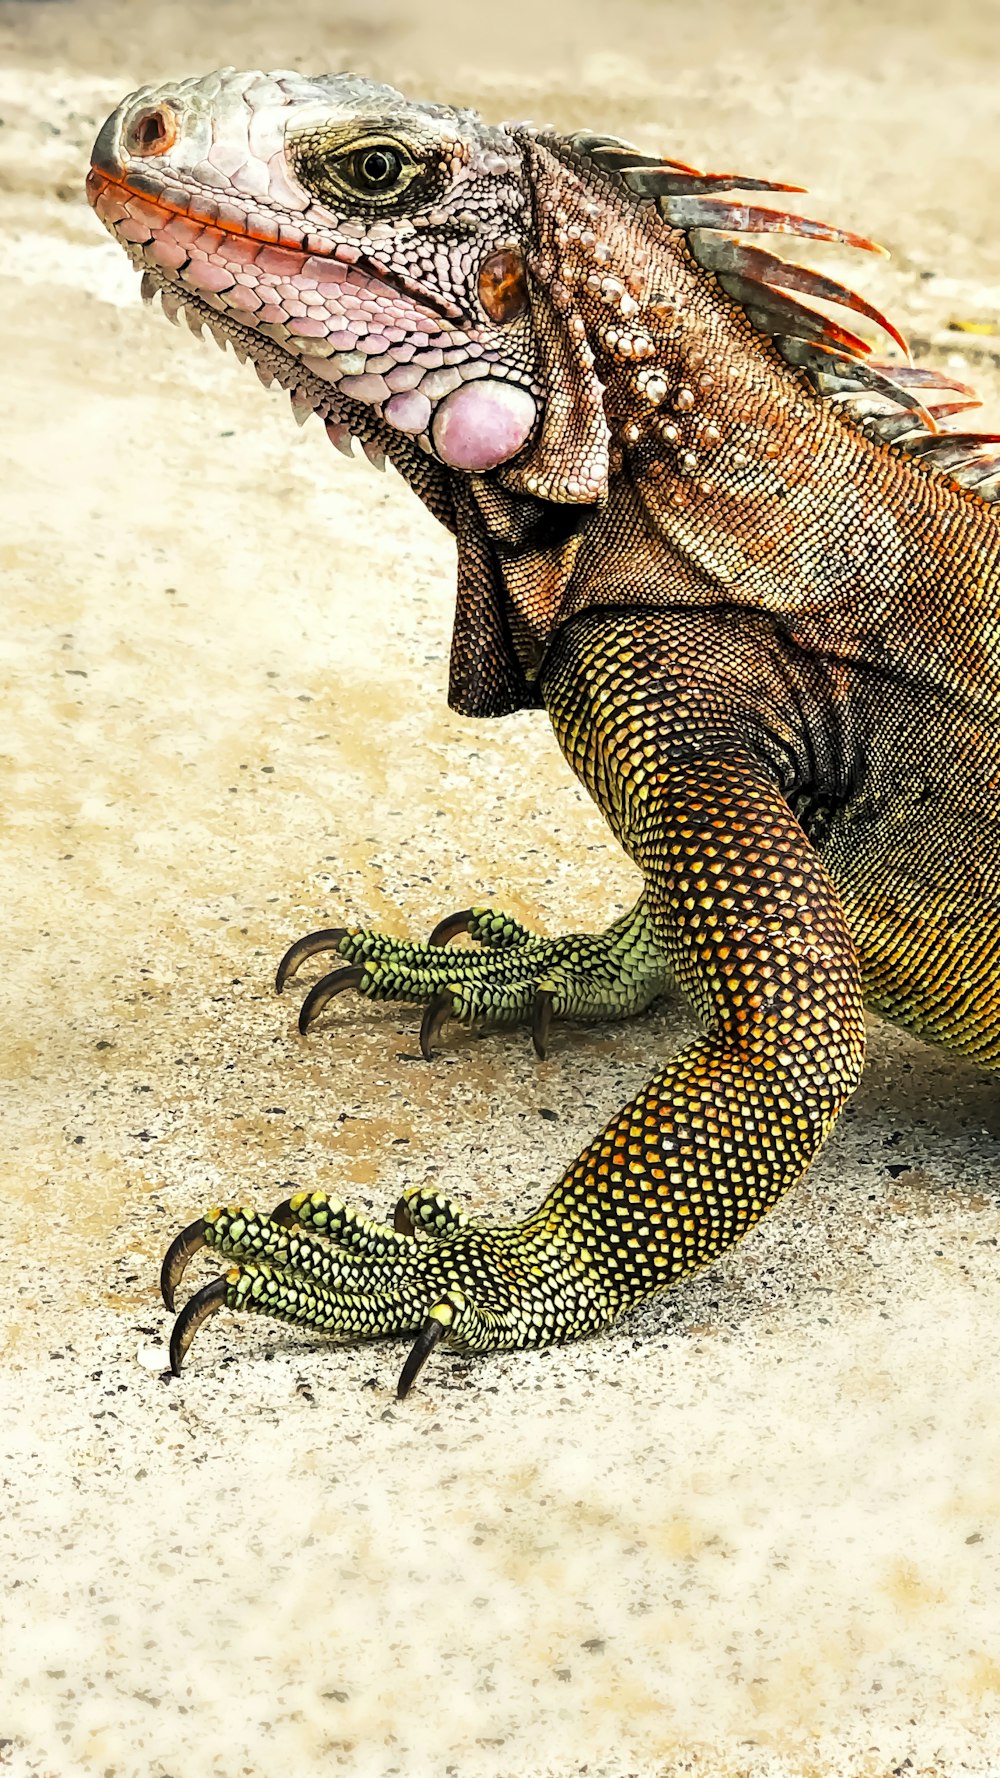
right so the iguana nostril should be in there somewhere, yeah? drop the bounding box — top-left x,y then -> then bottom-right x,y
478,246 -> 528,324
125,105 -> 177,158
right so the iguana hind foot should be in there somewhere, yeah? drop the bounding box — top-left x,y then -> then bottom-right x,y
276,895 -> 671,1058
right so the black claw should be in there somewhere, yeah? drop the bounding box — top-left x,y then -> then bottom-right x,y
275,928 -> 349,994
532,987 -> 554,1060
169,1277 -> 229,1375
428,908 -> 476,946
393,1196 -> 417,1236
419,991 -> 454,1061
160,1216 -> 208,1312
397,1314 -> 447,1398
297,964 -> 366,1034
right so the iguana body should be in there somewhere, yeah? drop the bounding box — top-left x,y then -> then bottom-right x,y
88,69 -> 1000,1394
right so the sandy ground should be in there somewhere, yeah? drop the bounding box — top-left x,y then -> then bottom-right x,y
3,1 -> 1000,1774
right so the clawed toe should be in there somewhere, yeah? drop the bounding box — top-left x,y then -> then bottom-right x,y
166,1269 -> 457,1393
160,1215 -> 208,1311
158,1182 -> 490,1389
532,985 -> 555,1060
169,1275 -> 229,1374
419,990 -> 456,1060
395,1315 -> 444,1393
428,907 -> 477,946
274,897 -> 665,1060
297,964 -> 366,1034
275,927 -> 350,993
393,1185 -> 472,1238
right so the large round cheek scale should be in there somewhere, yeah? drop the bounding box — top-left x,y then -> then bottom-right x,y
431,380 -> 537,470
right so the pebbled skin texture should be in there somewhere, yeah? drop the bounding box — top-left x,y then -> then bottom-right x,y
88,70 -> 1000,1387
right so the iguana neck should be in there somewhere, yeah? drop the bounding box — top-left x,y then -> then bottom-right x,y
512,132 -> 809,500
496,134 -> 957,648
462,134 -> 818,665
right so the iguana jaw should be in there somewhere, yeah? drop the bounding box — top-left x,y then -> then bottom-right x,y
88,68 -> 542,474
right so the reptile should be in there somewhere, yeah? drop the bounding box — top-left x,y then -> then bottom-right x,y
87,68 -> 1000,1397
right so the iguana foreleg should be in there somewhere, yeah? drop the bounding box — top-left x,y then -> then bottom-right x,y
276,893 -> 671,1058
163,622 -> 866,1392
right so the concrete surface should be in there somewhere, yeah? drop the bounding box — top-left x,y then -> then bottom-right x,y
2,2 -> 1000,1774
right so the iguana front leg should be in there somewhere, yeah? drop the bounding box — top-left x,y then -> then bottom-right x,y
275,892 -> 672,1057
163,720 -> 866,1393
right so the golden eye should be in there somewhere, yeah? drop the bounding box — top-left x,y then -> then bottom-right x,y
291,129 -> 423,209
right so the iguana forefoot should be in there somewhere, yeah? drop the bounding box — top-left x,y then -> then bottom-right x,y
163,966 -> 854,1394
161,1187 -> 618,1397
276,894 -> 671,1058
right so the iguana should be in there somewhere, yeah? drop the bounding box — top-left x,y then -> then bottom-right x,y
88,68 -> 1000,1397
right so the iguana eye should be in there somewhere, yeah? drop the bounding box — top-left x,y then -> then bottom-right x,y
288,129 -> 427,210
350,146 -> 403,190
336,141 -> 415,198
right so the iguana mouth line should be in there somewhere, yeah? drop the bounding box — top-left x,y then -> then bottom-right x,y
85,164 -> 464,327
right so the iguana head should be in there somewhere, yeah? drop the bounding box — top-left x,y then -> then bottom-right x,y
87,68 -> 553,480
88,67 -> 633,712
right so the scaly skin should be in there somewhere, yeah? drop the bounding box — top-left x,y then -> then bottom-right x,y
89,70 -> 1000,1394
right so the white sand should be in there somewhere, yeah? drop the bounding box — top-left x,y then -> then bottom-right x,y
2,2 -> 1000,1773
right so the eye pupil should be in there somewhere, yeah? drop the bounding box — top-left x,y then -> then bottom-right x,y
360,147 -> 400,188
